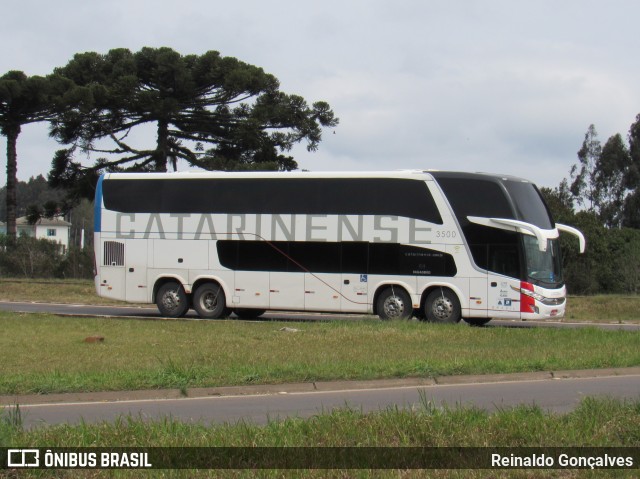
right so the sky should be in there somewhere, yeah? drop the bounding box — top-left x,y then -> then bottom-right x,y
1,0 -> 639,189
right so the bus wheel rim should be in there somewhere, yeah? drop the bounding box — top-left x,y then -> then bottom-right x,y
383,296 -> 404,318
202,292 -> 218,311
162,291 -> 181,311
432,297 -> 453,320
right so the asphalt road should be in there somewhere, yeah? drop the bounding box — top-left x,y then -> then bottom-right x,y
1,300 -> 640,331
4,373 -> 640,430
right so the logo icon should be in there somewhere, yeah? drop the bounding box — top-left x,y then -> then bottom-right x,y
7,449 -> 40,468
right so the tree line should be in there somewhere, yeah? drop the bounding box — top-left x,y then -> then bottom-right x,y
0,47 -> 339,239
541,116 -> 640,294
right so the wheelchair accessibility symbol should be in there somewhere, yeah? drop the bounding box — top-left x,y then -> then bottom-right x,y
360,274 -> 368,283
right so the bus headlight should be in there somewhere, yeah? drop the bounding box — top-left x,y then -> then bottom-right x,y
520,288 -> 545,302
519,288 -> 566,306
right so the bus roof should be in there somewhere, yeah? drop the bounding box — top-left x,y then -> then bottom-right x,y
100,169 -> 535,184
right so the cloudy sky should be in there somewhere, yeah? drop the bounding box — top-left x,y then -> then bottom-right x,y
1,0 -> 639,189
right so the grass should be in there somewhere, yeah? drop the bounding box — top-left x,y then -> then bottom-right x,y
0,311 -> 638,395
1,397 -> 639,477
565,295 -> 640,323
0,278 -> 125,306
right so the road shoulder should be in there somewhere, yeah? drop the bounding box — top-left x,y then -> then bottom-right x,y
2,366 -> 640,406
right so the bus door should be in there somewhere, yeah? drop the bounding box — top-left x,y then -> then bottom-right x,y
125,239 -> 149,303
340,242 -> 370,313
485,243 -> 522,318
487,275 -> 522,318
340,273 -> 369,312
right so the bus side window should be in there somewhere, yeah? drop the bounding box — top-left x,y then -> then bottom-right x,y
288,242 -> 340,273
488,244 -> 520,279
238,241 -> 288,272
341,242 -> 369,274
217,241 -> 238,270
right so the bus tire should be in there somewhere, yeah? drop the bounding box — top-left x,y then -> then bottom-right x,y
234,308 -> 266,319
156,281 -> 189,318
463,318 -> 492,327
193,283 -> 228,319
424,288 -> 461,324
376,286 -> 412,320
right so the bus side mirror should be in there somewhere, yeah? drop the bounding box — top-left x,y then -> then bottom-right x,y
556,224 -> 586,254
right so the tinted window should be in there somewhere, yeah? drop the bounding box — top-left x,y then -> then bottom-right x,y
503,181 -> 554,229
465,225 -> 522,277
433,173 -> 554,279
217,240 -> 456,277
288,242 -> 340,273
435,178 -> 512,224
369,243 -> 400,275
103,177 -> 443,224
434,174 -> 554,229
399,246 -> 457,277
341,242 -> 369,273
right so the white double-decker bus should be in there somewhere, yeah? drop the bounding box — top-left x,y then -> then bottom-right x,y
93,170 -> 585,325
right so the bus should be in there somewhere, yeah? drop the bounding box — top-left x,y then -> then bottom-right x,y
93,170 -> 585,325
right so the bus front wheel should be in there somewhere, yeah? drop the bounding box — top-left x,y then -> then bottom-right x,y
193,283 -> 229,319
234,309 -> 266,319
464,318 -> 492,327
376,287 -> 412,320
156,281 -> 189,318
424,288 -> 461,324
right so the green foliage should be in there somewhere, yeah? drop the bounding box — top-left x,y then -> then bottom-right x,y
0,175 -> 67,223
570,124 -> 601,211
568,119 -> 640,229
0,72 -> 60,239
55,246 -> 94,279
0,236 -> 93,279
543,191 -> 640,295
596,133 -> 632,227
48,47 -> 338,198
0,235 -> 60,277
546,116 -> 640,294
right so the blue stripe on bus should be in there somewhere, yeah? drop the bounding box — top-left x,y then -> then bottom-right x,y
94,175 -> 105,233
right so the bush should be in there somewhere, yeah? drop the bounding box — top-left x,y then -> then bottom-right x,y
0,235 -> 93,279
56,246 -> 94,279
559,213 -> 640,295
0,235 -> 60,277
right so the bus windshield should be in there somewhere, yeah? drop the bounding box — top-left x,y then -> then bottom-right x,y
523,236 -> 563,287
503,180 -> 554,229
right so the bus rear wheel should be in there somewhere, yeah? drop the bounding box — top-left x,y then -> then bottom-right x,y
424,288 -> 461,324
156,281 -> 189,318
377,287 -> 412,320
193,283 -> 229,319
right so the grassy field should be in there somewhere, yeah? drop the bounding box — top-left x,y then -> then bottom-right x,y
564,295 -> 640,322
1,280 -> 638,477
0,311 -> 638,395
1,278 -> 639,322
2,397 -> 639,477
0,278 -> 121,306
